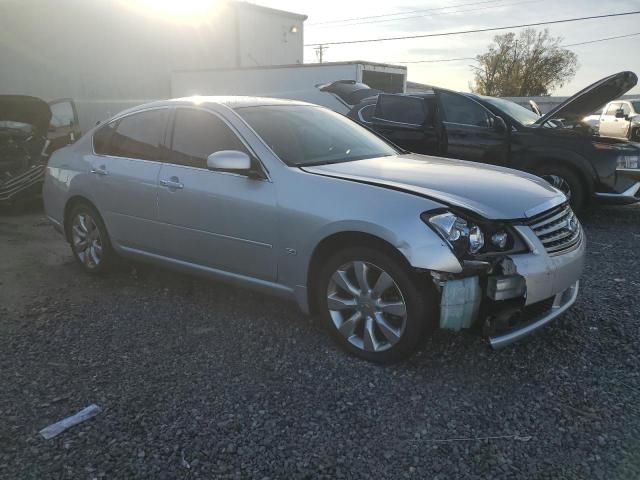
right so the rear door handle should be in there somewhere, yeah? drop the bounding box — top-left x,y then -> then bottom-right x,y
91,166 -> 108,176
160,179 -> 184,190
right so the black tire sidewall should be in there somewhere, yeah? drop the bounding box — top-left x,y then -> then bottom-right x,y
315,246 -> 438,364
67,203 -> 113,273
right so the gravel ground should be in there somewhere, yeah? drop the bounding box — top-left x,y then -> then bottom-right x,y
1,203 -> 639,479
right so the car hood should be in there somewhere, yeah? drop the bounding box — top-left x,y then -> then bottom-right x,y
535,71 -> 638,126
301,154 -> 566,220
0,95 -> 51,133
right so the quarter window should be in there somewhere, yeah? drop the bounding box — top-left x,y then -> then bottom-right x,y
374,95 -> 426,125
169,108 -> 248,168
97,109 -> 168,160
439,91 -> 491,127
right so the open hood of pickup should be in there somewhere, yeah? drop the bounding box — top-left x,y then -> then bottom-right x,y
535,71 -> 637,126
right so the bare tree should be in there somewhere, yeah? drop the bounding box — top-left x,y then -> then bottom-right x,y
471,28 -> 578,96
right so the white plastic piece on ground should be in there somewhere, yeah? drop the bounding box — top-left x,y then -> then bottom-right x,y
439,276 -> 481,331
39,404 -> 102,439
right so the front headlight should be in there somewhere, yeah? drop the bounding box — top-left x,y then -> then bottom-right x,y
617,153 -> 639,169
422,211 -> 522,258
423,211 -> 484,257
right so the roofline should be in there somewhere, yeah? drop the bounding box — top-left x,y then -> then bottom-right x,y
173,60 -> 407,75
234,1 -> 307,21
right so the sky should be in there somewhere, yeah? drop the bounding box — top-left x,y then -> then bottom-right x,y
251,0 -> 640,95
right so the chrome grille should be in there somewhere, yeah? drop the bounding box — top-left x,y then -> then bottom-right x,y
528,203 -> 582,255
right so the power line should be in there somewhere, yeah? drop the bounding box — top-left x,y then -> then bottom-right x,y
562,31 -> 640,47
310,0 -> 539,28
308,0 -> 513,26
383,31 -> 640,65
304,10 -> 640,47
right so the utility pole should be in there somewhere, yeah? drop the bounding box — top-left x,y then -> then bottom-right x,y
314,44 -> 328,63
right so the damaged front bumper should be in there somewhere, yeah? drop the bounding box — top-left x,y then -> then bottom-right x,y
434,221 -> 585,349
0,164 -> 46,204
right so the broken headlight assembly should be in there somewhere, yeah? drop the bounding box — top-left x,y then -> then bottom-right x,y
421,211 -> 526,259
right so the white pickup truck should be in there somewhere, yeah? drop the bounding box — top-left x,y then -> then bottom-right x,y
594,99 -> 640,142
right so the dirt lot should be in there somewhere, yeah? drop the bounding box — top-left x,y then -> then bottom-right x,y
1,204 -> 639,479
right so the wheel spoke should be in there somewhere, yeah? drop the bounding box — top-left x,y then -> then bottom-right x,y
75,239 -> 89,251
83,247 -> 91,266
72,225 -> 87,239
89,246 -> 100,265
77,215 -> 88,234
371,272 -> 394,299
379,301 -> 406,317
362,316 -> 378,352
327,294 -> 357,311
331,270 -> 359,296
374,312 -> 401,345
339,311 -> 363,337
353,261 -> 370,292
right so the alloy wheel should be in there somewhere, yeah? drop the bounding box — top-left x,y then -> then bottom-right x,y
542,174 -> 572,200
71,212 -> 103,269
326,261 -> 408,353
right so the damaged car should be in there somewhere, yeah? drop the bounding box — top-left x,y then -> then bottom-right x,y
324,71 -> 640,212
43,97 -> 584,363
0,95 -> 80,209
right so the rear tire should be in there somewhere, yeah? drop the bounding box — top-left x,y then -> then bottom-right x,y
315,246 -> 438,364
67,202 -> 114,274
534,165 -> 586,213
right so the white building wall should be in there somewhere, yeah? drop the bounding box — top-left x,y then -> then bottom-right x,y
0,0 -> 306,129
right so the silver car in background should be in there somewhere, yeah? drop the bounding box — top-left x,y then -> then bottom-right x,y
43,97 -> 585,363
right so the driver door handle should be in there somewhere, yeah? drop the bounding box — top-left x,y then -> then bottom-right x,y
91,166 -> 108,176
160,179 -> 184,190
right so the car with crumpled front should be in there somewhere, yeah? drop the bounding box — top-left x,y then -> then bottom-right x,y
43,97 -> 584,363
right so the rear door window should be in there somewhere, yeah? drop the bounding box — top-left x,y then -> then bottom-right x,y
169,108 -> 248,168
101,109 -> 168,160
439,91 -> 491,127
374,95 -> 426,125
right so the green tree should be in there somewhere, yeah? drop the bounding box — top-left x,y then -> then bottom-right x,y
471,28 -> 578,96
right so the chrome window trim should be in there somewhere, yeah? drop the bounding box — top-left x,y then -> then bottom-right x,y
90,105 -> 169,158
168,105 -> 271,182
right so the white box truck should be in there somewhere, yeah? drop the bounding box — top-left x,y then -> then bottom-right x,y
170,61 -> 407,114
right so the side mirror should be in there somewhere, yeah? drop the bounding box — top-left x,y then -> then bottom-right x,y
493,115 -> 507,133
615,110 -> 625,119
207,150 -> 251,172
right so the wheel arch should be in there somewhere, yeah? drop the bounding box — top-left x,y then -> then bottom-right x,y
519,150 -> 596,200
306,231 -> 416,316
63,195 -> 102,242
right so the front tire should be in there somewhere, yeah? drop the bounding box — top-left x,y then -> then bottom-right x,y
316,246 -> 437,364
67,203 -> 114,273
535,165 -> 586,213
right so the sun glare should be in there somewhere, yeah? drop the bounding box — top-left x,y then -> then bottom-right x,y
121,0 -> 222,24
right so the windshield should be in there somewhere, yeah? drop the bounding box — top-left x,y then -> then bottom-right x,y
480,96 -> 541,126
235,105 -> 398,167
632,100 -> 640,113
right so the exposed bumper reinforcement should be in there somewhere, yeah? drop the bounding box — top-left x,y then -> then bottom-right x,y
489,280 -> 579,349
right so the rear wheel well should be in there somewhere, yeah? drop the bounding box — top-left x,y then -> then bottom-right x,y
307,232 -> 413,315
63,196 -> 99,241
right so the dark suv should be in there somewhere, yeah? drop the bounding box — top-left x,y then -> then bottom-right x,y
320,72 -> 640,212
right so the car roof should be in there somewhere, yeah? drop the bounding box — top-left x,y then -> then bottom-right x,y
119,96 -> 314,117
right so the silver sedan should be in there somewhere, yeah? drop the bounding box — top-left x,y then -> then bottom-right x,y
43,97 -> 585,363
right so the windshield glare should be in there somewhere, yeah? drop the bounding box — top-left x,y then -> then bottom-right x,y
481,97 -> 541,126
236,105 -> 398,167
